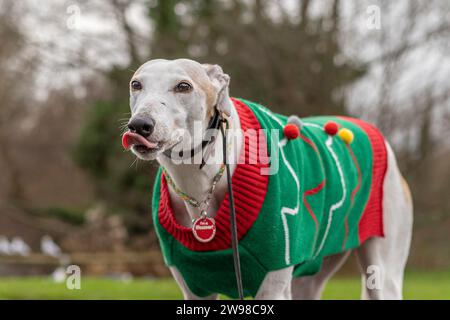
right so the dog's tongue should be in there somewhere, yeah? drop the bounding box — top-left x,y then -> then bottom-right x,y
122,132 -> 158,150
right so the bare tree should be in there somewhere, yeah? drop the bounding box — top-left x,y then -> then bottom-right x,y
0,3 -> 34,205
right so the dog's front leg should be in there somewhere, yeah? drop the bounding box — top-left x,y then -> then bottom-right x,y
170,267 -> 218,300
255,267 -> 293,300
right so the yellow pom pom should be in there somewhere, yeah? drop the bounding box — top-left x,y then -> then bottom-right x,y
338,128 -> 354,145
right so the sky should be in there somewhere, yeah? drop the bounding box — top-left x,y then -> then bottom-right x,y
13,0 -> 450,142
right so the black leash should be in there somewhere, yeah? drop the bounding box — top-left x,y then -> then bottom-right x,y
220,117 -> 244,300
163,108 -> 244,299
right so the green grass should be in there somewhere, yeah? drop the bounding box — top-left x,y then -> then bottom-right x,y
0,271 -> 448,300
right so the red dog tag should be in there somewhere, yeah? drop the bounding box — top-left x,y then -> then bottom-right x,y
192,217 -> 216,243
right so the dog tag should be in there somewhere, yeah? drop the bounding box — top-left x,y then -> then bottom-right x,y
192,217 -> 216,243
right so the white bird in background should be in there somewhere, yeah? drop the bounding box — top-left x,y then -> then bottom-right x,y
40,235 -> 62,257
51,267 -> 67,283
9,237 -> 31,256
0,236 -> 11,255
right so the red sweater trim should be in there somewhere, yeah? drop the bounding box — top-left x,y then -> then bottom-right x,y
158,99 -> 269,251
339,117 -> 387,243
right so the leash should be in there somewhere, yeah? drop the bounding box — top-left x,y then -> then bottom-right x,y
220,116 -> 244,300
162,109 -> 244,299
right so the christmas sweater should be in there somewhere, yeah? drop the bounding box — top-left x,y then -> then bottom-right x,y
152,98 -> 387,298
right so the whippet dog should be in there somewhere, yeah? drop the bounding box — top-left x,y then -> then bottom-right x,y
122,58 -> 413,300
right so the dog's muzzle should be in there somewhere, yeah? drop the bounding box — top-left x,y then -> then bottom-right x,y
122,117 -> 158,150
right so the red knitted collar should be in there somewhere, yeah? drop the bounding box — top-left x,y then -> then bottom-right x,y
158,98 -> 269,251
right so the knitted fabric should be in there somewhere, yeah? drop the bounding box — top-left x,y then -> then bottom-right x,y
152,98 -> 387,298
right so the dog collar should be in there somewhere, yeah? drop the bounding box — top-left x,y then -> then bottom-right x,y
162,109 -> 222,169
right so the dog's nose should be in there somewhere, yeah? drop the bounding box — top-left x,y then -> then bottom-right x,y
127,118 -> 155,138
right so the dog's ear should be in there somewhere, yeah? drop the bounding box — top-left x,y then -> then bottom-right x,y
202,64 -> 232,117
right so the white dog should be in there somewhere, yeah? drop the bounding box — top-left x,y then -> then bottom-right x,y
122,58 -> 413,300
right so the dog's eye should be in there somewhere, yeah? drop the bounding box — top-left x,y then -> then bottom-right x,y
174,81 -> 192,93
131,80 -> 142,91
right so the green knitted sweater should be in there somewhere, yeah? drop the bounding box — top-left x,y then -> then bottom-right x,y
151,98 -> 387,298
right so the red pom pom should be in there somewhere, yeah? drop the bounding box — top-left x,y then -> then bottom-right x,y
283,123 -> 300,140
324,121 -> 339,136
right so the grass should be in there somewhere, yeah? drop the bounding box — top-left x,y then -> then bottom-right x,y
0,271 -> 448,300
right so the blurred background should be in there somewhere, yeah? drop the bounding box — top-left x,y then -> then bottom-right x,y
0,0 -> 449,299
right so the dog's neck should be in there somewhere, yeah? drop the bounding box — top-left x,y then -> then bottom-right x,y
157,101 -> 242,227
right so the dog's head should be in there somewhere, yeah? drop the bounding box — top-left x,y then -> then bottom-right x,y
122,59 -> 231,160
